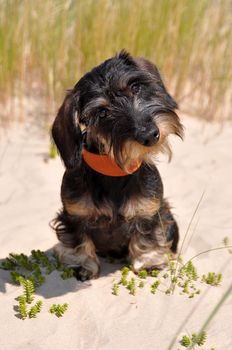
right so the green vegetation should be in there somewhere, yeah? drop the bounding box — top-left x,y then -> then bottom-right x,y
0,250 -> 73,320
19,277 -> 35,304
0,249 -> 74,284
180,331 -> 207,348
17,277 -> 43,320
28,301 -> 43,319
127,278 -> 137,296
49,303 -> 68,318
112,283 -> 119,296
112,254 -> 225,297
201,272 -> 222,286
150,280 -> 160,294
0,0 -> 231,122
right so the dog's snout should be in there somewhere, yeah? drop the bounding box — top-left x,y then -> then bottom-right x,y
136,126 -> 160,147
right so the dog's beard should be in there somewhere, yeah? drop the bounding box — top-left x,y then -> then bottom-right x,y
85,112 -> 183,174
115,113 -> 183,172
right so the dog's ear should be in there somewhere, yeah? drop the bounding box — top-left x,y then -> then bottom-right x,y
52,91 -> 82,169
134,57 -> 178,110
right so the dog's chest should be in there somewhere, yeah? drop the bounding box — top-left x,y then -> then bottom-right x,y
64,192 -> 160,222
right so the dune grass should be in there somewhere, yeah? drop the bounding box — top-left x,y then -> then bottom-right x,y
0,0 -> 231,122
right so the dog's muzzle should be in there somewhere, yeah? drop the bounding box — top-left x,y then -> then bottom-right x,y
135,125 -> 160,146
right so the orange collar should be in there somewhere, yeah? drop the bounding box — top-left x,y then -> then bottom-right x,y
82,147 -> 141,176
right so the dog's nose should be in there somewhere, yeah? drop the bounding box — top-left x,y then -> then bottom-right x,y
136,126 -> 160,146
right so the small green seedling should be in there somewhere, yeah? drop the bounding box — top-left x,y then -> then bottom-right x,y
60,267 -> 75,279
201,272 -> 222,286
151,269 -> 160,277
137,270 -> 148,279
120,266 -> 130,286
49,303 -> 68,317
138,281 -> 145,288
180,331 -> 207,348
112,283 -> 120,296
127,278 -> 136,295
19,277 -> 35,304
181,335 -> 191,347
151,280 -> 160,294
18,295 -> 28,320
28,301 -> 43,319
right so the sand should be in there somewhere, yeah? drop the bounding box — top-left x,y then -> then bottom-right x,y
0,114 -> 232,350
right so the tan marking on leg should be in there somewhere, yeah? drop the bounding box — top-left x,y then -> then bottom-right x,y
64,194 -> 113,218
54,235 -> 100,278
121,196 -> 160,220
129,228 -> 174,271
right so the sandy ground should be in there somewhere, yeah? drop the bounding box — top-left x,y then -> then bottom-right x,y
0,114 -> 232,350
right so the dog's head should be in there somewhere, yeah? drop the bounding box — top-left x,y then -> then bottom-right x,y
52,50 -> 183,171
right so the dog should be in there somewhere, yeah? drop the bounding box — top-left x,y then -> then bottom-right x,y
51,50 -> 183,281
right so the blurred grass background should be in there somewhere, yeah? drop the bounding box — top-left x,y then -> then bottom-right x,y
0,0 -> 231,124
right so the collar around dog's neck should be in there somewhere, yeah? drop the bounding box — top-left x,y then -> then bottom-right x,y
82,147 -> 141,177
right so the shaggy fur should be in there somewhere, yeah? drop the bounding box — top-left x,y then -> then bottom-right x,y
51,50 -> 183,281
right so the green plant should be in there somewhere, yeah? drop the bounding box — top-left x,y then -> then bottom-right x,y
18,295 -> 28,320
138,281 -> 145,288
180,331 -> 207,348
19,277 -> 35,304
119,266 -> 130,286
201,272 -> 222,286
181,335 -> 191,347
127,278 -> 136,296
28,301 -> 43,319
137,270 -> 148,279
151,269 -> 160,277
192,331 -> 207,346
17,278 -> 43,320
112,283 -> 120,296
29,266 -> 46,287
60,267 -> 75,279
10,271 -> 24,285
0,257 -> 17,270
49,303 -> 68,318
151,280 -> 160,294
31,250 -> 54,273
9,253 -> 35,271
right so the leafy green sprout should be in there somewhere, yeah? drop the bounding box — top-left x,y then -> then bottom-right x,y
112,283 -> 120,296
180,331 -> 207,348
49,303 -> 68,318
19,277 -> 35,304
28,301 -> 43,319
201,272 -> 222,286
127,278 -> 136,295
151,280 -> 160,294
137,270 -> 148,279
18,295 -> 28,320
17,278 -> 43,320
0,250 -> 75,286
151,269 -> 160,277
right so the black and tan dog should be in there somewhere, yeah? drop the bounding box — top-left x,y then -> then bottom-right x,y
51,50 -> 183,281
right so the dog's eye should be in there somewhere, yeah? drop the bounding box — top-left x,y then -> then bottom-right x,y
130,83 -> 141,95
97,108 -> 109,118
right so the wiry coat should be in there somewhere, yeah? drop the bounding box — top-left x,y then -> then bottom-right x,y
52,51 -> 183,280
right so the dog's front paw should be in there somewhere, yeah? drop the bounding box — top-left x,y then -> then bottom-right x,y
53,241 -> 100,281
72,266 -> 99,281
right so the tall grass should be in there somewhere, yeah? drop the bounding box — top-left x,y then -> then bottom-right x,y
0,0 -> 231,122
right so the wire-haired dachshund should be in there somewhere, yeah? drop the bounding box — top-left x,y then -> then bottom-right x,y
51,50 -> 183,281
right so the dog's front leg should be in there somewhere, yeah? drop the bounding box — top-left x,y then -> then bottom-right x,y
128,208 -> 178,272
54,235 -> 100,281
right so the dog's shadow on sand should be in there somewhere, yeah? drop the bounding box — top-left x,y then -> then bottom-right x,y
0,249 -> 124,299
